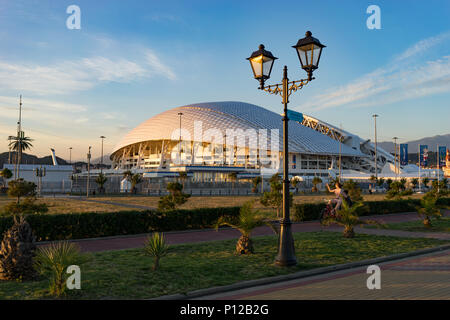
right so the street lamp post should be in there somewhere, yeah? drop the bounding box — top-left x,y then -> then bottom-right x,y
177,113 -> 183,164
247,31 -> 325,267
69,147 -> 72,165
372,114 -> 379,180
100,136 -> 106,174
87,146 -> 91,198
393,137 -> 398,180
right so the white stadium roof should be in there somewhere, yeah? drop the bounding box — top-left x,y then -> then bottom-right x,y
111,101 -> 365,157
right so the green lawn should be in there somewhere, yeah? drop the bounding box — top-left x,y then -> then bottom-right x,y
373,217 -> 450,233
0,231 -> 447,300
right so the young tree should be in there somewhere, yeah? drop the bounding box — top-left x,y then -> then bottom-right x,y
95,173 -> 107,194
7,179 -> 36,204
251,176 -> 262,193
215,201 -> 277,254
343,179 -> 363,202
158,182 -> 190,211
321,201 -> 378,238
0,168 -> 12,188
411,178 -> 419,189
144,233 -> 169,271
34,241 -> 87,297
416,192 -> 442,227
130,173 -> 143,194
260,173 -> 292,218
385,178 -> 393,191
178,171 -> 188,189
0,215 -> 36,281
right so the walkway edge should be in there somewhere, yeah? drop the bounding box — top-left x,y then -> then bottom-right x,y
152,244 -> 450,300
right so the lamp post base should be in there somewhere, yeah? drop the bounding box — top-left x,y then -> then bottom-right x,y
274,219 -> 297,267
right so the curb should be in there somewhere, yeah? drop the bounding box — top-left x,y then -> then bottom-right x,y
152,244 -> 450,300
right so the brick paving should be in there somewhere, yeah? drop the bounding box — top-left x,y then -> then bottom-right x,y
197,250 -> 450,300
44,211 -> 448,253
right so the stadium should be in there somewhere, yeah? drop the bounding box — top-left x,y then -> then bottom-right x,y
109,101 -> 403,182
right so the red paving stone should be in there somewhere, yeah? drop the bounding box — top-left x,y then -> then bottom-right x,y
37,211 -> 448,253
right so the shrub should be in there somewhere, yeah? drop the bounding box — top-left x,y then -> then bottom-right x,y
34,241 -> 87,297
0,207 -> 241,242
0,215 -> 36,281
291,198 -> 439,222
1,196 -> 48,216
158,182 -> 190,211
144,232 -> 169,271
7,179 -> 37,204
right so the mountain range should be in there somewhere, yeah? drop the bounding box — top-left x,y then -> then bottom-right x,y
378,134 -> 450,153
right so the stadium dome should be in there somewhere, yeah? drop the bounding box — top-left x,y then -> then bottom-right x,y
111,101 -> 394,179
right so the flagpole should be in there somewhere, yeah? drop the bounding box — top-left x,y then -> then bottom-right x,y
418,144 -> 421,193
437,144 -> 440,193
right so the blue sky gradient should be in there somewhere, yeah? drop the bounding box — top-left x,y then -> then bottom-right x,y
0,0 -> 449,160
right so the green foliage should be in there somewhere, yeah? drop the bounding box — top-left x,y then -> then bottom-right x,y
215,201 -> 277,254
0,207 -> 241,242
7,179 -> 37,204
292,198 -> 450,222
321,201 -> 379,238
386,181 -> 412,199
0,215 -> 36,281
251,176 -> 262,193
158,182 -> 191,211
342,179 -> 363,202
422,177 -> 430,188
0,168 -> 12,187
377,177 -> 385,187
416,192 -> 442,227
385,178 -> 393,190
1,196 -> 48,216
95,173 -> 108,191
130,173 -> 143,193
34,241 -> 87,297
144,232 -> 169,271
411,178 -> 419,188
260,174 -> 292,218
8,135 -> 33,152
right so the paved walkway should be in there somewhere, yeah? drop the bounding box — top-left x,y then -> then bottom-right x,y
45,211 -> 449,253
196,249 -> 450,300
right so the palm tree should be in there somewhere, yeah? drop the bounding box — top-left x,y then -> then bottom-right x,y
215,201 -> 277,254
130,173 -> 143,194
321,201 -> 378,238
95,173 -> 107,193
251,176 -> 262,193
416,193 -> 442,227
411,178 -> 419,189
144,233 -> 169,271
8,135 -> 33,165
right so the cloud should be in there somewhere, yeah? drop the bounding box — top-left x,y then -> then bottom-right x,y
300,32 -> 450,111
0,50 -> 176,95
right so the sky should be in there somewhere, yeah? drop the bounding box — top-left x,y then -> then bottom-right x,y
0,0 -> 449,161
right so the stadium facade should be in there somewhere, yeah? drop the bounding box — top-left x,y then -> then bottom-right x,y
109,101 -> 405,182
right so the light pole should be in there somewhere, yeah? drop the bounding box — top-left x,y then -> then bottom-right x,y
247,31 -> 325,266
100,136 -> 106,174
372,114 -> 379,180
69,147 -> 72,165
87,146 -> 91,198
393,137 -> 398,180
177,113 -> 183,164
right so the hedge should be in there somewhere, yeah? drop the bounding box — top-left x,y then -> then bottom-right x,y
292,197 -> 450,222
0,207 -> 241,242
